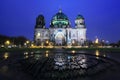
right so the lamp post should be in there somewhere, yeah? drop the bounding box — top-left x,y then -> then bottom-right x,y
26,40 -> 30,48
6,40 -> 10,45
5,40 -> 10,48
26,41 -> 29,44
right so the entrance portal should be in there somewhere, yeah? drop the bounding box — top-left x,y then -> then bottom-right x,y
55,32 -> 65,46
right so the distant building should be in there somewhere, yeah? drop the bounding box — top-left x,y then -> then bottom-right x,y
34,9 -> 87,46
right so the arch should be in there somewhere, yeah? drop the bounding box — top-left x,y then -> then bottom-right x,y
55,32 -> 66,46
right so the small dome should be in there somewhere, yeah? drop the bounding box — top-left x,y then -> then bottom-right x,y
76,14 -> 84,19
50,9 -> 70,28
35,14 -> 45,28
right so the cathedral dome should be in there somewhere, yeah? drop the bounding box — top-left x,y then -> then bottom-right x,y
50,9 -> 70,28
76,14 -> 84,19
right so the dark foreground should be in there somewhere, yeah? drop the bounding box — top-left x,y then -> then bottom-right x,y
0,49 -> 120,80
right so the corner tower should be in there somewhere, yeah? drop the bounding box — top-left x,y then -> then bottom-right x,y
35,15 -> 45,28
75,14 -> 85,28
75,14 -> 87,45
34,15 -> 46,46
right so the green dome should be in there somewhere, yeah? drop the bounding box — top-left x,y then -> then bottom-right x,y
52,12 -> 68,20
76,14 -> 84,19
51,9 -> 69,28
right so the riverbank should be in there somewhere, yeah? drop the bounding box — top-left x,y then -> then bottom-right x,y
66,47 -> 120,52
0,48 -> 54,52
0,47 -> 120,53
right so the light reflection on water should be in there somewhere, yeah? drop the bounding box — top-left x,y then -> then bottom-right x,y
103,54 -> 106,57
95,50 -> 107,59
24,52 -> 29,59
1,50 -> 108,61
71,50 -> 76,54
45,50 -> 49,57
54,53 -> 87,70
3,52 -> 9,59
95,50 -> 99,59
0,50 -> 119,80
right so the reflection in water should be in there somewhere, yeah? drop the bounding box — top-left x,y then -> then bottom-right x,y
95,50 -> 99,59
34,54 -> 41,60
95,50 -> 99,56
54,53 -> 67,70
30,52 -> 34,57
72,50 -> 76,54
45,51 -> 49,57
54,53 -> 87,70
24,52 -> 28,55
24,52 -> 29,59
103,54 -> 106,57
12,50 -> 119,80
95,50 -> 107,58
30,55 -> 34,57
25,55 -> 29,59
54,53 -> 66,65
31,52 -> 34,55
3,52 -> 9,59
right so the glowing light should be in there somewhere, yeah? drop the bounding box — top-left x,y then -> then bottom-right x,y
4,52 -> 9,59
95,38 -> 99,44
24,43 -> 27,46
5,40 -> 10,45
82,58 -> 86,63
26,41 -> 29,44
37,33 -> 40,36
45,53 -> 49,57
31,44 -> 34,47
46,50 -> 49,53
24,52 -> 28,55
45,51 -> 49,57
103,54 -> 106,57
24,55 -> 29,59
95,50 -> 99,59
46,40 -> 49,44
72,50 -> 75,54
95,50 -> 99,56
1,45 -> 4,47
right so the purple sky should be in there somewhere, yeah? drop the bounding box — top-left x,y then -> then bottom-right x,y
0,0 -> 120,43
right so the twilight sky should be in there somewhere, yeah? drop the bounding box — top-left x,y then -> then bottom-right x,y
0,0 -> 120,42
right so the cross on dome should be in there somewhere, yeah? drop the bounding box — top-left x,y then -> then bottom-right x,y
59,8 -> 62,13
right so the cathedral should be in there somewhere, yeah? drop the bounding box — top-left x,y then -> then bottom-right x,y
34,9 -> 87,46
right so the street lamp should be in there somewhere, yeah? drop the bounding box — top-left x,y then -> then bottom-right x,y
46,40 -> 49,44
5,40 -> 11,48
26,41 -> 29,44
26,40 -> 30,48
5,40 -> 10,45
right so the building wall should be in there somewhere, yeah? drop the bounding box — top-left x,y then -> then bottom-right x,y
34,27 -> 86,46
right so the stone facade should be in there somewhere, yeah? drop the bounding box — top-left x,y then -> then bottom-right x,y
34,9 -> 87,46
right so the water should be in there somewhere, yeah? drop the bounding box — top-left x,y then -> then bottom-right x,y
0,49 -> 120,80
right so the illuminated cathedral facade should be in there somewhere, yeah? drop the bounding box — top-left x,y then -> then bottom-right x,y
34,9 -> 87,46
